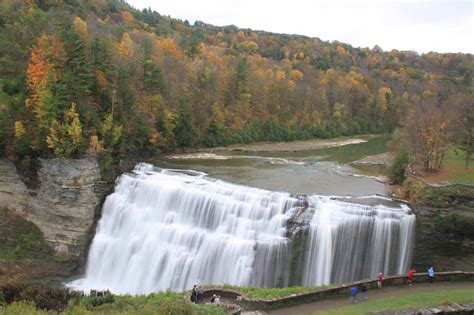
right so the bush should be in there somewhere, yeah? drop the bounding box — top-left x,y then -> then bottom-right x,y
389,146 -> 409,184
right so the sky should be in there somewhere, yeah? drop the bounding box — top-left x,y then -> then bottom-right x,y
127,0 -> 473,54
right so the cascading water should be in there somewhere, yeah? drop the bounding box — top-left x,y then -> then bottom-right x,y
302,196 -> 415,286
70,163 -> 415,294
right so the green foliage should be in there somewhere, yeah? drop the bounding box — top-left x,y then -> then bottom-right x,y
440,213 -> 474,237
389,146 -> 409,184
0,286 -> 225,315
174,98 -> 197,148
0,209 -> 52,262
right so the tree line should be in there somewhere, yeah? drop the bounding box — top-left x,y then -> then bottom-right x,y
0,0 -> 472,170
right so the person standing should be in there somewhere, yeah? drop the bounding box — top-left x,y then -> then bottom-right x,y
349,285 -> 359,304
407,268 -> 416,286
428,266 -> 435,283
377,272 -> 384,290
359,284 -> 367,301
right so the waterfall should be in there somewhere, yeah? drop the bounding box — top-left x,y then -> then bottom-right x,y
302,196 -> 415,286
70,163 -> 415,294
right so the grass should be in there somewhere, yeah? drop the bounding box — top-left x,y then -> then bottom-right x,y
0,291 -> 225,315
208,284 -> 332,300
423,148 -> 474,185
312,288 -> 474,315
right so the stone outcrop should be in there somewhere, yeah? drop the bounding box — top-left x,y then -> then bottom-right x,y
0,158 -> 101,257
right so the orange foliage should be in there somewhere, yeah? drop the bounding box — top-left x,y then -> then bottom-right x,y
121,11 -> 134,24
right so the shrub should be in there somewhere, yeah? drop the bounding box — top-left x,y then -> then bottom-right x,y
389,146 -> 409,184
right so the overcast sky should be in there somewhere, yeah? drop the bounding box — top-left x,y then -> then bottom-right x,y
127,0 -> 473,54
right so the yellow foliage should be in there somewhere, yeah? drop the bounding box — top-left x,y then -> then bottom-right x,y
117,33 -> 133,60
87,135 -> 103,155
73,17 -> 89,42
289,69 -> 304,81
14,121 -> 26,138
275,70 -> 286,81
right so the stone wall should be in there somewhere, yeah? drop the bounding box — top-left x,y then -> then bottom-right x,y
0,158 -> 101,258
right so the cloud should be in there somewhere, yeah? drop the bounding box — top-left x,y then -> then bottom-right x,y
127,0 -> 473,53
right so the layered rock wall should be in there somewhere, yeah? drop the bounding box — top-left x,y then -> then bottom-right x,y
0,158 -> 101,257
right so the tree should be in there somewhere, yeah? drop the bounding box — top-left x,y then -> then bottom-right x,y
451,94 -> 474,169
402,96 -> 454,172
46,103 -> 84,157
173,98 -> 197,148
389,145 -> 410,184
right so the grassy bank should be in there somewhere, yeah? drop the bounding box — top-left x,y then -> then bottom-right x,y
420,149 -> 473,185
313,288 -> 474,315
210,284 -> 332,300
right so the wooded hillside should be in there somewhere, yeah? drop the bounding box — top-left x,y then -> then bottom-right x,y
0,0 -> 472,160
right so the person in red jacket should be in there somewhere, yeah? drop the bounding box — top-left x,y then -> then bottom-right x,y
377,272 -> 384,289
407,268 -> 416,286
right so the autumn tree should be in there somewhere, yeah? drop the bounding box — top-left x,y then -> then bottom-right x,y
402,95 -> 455,172
46,103 -> 84,157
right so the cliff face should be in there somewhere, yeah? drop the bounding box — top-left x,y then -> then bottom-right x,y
0,158 -> 101,258
411,187 -> 474,272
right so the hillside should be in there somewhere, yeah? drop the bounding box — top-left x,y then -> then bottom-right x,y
0,0 -> 472,160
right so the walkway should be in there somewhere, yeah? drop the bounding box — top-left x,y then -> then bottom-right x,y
265,282 -> 474,315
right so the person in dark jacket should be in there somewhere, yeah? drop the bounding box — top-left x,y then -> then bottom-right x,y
190,285 -> 197,303
359,284 -> 367,301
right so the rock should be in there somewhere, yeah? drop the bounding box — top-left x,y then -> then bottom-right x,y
0,158 -> 101,258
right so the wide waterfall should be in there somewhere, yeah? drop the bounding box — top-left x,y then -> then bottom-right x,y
70,163 -> 415,294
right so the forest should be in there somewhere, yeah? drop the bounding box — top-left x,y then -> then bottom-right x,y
0,0 -> 472,172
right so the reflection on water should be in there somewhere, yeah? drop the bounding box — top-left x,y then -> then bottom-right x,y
155,136 -> 392,196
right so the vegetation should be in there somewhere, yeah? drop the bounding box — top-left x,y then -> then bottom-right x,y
398,176 -> 474,204
389,145 -> 409,184
0,284 -> 224,315
210,284 -> 332,300
0,209 -> 51,263
0,0 -> 472,163
312,288 -> 474,315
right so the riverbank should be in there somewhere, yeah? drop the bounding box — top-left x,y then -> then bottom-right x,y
212,135 -> 373,152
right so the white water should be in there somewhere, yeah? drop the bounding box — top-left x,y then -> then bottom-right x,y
70,163 -> 415,294
302,197 -> 415,286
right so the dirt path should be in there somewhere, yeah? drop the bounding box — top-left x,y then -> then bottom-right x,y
264,282 -> 474,315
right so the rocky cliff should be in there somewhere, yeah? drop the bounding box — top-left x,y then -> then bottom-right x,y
0,158 -> 101,257
410,185 -> 474,272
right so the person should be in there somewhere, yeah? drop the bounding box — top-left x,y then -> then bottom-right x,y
407,268 -> 416,286
359,284 -> 367,301
210,294 -> 217,303
428,266 -> 435,283
213,295 -> 221,305
349,285 -> 358,304
377,272 -> 383,290
197,286 -> 204,303
191,285 -> 197,303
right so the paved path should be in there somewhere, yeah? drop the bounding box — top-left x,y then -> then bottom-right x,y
263,282 -> 474,315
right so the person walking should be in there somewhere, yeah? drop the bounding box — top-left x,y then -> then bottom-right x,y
349,285 -> 358,304
428,266 -> 435,283
377,272 -> 384,290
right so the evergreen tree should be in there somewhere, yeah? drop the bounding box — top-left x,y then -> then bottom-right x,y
174,98 -> 197,148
